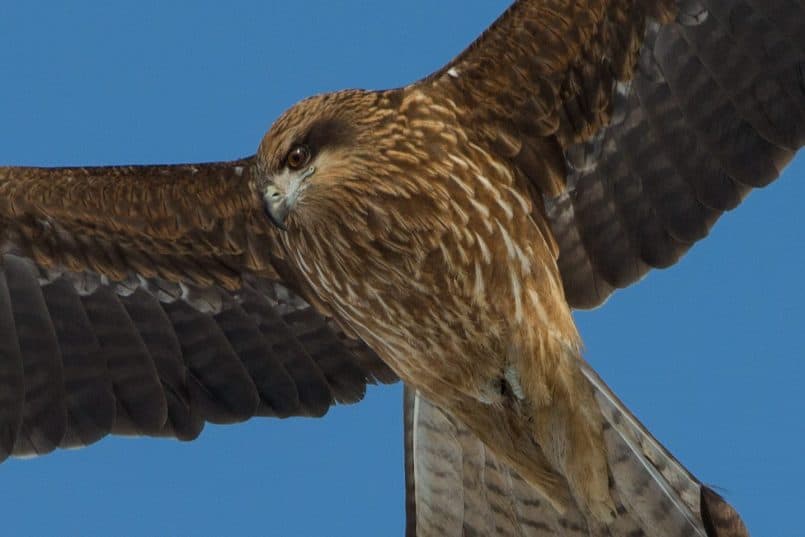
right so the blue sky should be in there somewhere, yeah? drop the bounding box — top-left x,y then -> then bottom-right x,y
0,2 -> 802,536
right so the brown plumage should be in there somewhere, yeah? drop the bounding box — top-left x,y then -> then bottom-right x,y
0,1 -> 802,535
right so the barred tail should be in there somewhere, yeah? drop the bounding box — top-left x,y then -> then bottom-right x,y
405,363 -> 748,536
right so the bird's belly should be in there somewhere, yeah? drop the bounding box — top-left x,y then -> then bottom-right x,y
336,281 -> 512,407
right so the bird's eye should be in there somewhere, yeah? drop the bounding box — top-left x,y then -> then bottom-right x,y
286,145 -> 311,170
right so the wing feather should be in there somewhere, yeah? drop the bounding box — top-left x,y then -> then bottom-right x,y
83,286 -> 168,435
163,298 -> 260,425
417,0 -> 804,308
40,277 -> 115,448
0,157 -> 397,460
0,268 -> 24,460
238,286 -> 338,417
5,255 -> 68,456
213,301 -> 301,418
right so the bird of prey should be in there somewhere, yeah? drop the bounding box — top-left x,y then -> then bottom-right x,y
0,1 -> 802,536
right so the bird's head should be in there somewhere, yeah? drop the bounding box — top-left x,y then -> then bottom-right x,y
255,89 -> 399,232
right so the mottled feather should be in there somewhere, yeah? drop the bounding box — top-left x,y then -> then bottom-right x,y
0,153 -> 396,456
0,0 -> 802,535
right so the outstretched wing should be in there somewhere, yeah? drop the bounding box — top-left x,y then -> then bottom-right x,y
406,0 -> 802,534
405,381 -> 748,537
416,0 -> 804,308
0,159 -> 395,461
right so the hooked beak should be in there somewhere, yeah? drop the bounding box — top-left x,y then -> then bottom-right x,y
263,184 -> 290,230
262,166 -> 316,231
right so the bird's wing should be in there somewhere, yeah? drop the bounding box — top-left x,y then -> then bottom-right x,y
404,379 -> 747,537
0,158 -> 395,460
415,0 -> 804,308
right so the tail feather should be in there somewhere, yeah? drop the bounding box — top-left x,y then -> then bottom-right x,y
581,362 -> 708,536
700,487 -> 750,537
405,362 -> 750,537
585,357 -> 750,536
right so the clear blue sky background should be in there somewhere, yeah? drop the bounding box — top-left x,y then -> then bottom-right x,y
0,2 -> 802,536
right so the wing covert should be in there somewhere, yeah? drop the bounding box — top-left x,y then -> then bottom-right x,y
416,0 -> 804,308
0,158 -> 396,461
